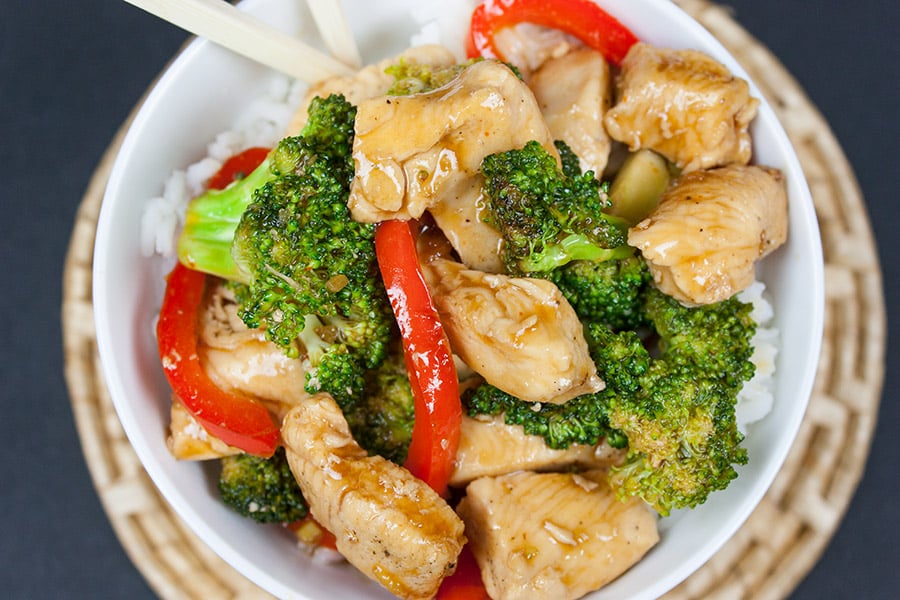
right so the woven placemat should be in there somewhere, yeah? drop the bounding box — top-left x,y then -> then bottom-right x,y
62,1 -> 886,598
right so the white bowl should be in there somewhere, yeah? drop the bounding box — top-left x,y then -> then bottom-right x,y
94,0 -> 824,598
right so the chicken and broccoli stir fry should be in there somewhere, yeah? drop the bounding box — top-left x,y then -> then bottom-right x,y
154,6 -> 788,599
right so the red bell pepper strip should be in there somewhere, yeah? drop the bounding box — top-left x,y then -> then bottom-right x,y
206,146 -> 270,190
155,145 -> 278,456
437,545 -> 490,599
157,262 -> 279,457
467,0 -> 639,66
374,220 -> 461,497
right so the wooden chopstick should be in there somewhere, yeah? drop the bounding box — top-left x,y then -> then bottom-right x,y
304,0 -> 361,69
124,0 -> 357,82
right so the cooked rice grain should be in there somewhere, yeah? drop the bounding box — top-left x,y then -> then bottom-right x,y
140,76 -> 305,258
737,280 -> 778,432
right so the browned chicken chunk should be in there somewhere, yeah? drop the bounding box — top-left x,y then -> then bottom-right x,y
197,282 -> 309,418
604,43 -> 759,172
628,164 -> 788,305
348,59 -> 558,272
281,395 -> 466,600
531,48 -> 613,176
457,471 -> 659,600
166,400 -> 242,460
423,258 -> 603,404
450,415 -> 625,487
493,23 -> 581,78
285,45 -> 458,135
168,282 -> 309,459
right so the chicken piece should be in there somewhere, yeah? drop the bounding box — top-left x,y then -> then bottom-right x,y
628,164 -> 788,305
457,471 -> 659,600
167,283 -> 309,458
493,23 -> 582,79
530,48 -> 613,176
426,184 -> 504,274
603,43 -> 759,173
450,415 -> 625,487
281,395 -> 465,600
348,60 -> 558,272
285,45 -> 458,135
166,399 -> 242,460
196,282 -> 309,421
423,258 -> 603,404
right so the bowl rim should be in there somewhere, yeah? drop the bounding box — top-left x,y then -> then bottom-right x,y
92,0 -> 825,598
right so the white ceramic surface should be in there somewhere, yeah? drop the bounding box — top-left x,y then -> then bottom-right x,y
93,1 -> 825,598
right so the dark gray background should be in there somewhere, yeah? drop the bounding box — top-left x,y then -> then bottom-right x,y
3,0 -> 897,597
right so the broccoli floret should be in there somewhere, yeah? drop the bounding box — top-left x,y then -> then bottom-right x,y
338,348 -> 415,464
604,362 -> 748,516
231,96 -> 392,354
462,319 -> 647,450
586,287 -> 757,516
179,95 -> 396,407
217,447 -> 308,524
582,322 -> 651,395
385,59 -> 473,95
481,140 -> 632,275
554,139 -> 584,180
294,327 -> 414,463
384,58 -> 522,97
178,94 -> 357,282
232,154 -> 394,358
464,384 -> 627,451
292,313 -> 367,409
642,287 -> 757,391
178,152 -> 276,283
465,274 -> 757,515
551,255 -> 652,331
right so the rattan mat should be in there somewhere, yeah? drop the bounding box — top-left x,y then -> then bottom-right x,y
62,1 -> 886,598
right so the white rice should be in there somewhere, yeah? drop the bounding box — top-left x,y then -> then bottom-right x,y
140,76 -> 307,259
736,280 -> 779,433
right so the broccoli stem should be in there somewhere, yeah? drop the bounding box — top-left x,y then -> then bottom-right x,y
177,153 -> 273,283
521,233 -> 634,272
